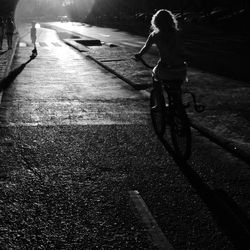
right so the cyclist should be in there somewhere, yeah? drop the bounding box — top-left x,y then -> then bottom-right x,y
135,9 -> 187,99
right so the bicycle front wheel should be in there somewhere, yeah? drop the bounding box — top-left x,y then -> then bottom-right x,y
170,107 -> 192,159
150,89 -> 166,137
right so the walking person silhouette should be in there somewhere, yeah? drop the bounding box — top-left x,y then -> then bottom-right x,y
30,21 -> 37,46
5,17 -> 15,50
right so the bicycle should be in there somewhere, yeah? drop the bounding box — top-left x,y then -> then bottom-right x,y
135,56 -> 204,159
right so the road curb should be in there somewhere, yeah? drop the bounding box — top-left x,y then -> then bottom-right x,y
86,55 -> 152,91
190,121 -> 250,166
63,38 -> 88,52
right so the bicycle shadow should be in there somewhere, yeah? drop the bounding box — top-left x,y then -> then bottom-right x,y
0,50 -> 37,92
159,136 -> 250,249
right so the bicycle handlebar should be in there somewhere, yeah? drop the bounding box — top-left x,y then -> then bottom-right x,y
133,56 -> 205,112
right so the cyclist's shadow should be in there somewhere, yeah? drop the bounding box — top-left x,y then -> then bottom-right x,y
159,136 -> 250,249
0,49 -> 37,92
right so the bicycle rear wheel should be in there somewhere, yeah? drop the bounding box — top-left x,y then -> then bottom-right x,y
170,107 -> 192,159
150,89 -> 166,137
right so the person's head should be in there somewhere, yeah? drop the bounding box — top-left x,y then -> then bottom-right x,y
151,9 -> 179,33
32,21 -> 36,27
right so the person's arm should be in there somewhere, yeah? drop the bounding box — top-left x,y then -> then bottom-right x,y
135,33 -> 154,59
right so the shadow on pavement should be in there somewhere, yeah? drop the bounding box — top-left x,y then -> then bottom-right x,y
159,136 -> 250,249
0,50 -> 9,56
0,48 -> 37,92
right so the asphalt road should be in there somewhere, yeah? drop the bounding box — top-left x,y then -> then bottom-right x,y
0,23 -> 249,249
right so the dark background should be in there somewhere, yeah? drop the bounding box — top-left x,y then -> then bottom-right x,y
1,0 -> 250,81
1,0 -> 249,35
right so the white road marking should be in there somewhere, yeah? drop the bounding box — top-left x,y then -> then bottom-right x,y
129,190 -> 174,250
99,33 -> 110,37
19,42 -> 63,48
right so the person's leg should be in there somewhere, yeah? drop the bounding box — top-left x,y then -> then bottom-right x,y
0,32 -> 3,49
7,34 -> 13,49
151,67 -> 164,110
151,78 -> 165,111
32,36 -> 36,45
7,34 -> 10,48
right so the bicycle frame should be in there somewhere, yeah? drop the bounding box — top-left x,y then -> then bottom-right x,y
152,77 -> 183,109
150,76 -> 192,159
136,56 -> 204,159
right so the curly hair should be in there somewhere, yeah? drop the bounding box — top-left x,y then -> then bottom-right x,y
151,9 -> 179,33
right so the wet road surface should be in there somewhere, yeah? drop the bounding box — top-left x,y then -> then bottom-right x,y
1,26 -> 149,126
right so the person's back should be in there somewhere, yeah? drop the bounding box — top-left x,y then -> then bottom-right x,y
153,30 -> 184,66
135,9 -> 186,81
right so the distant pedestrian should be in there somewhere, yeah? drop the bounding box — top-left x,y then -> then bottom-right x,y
6,17 -> 15,50
0,17 -> 5,50
30,21 -> 37,45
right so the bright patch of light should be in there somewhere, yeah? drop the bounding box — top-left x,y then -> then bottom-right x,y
35,23 -> 41,29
